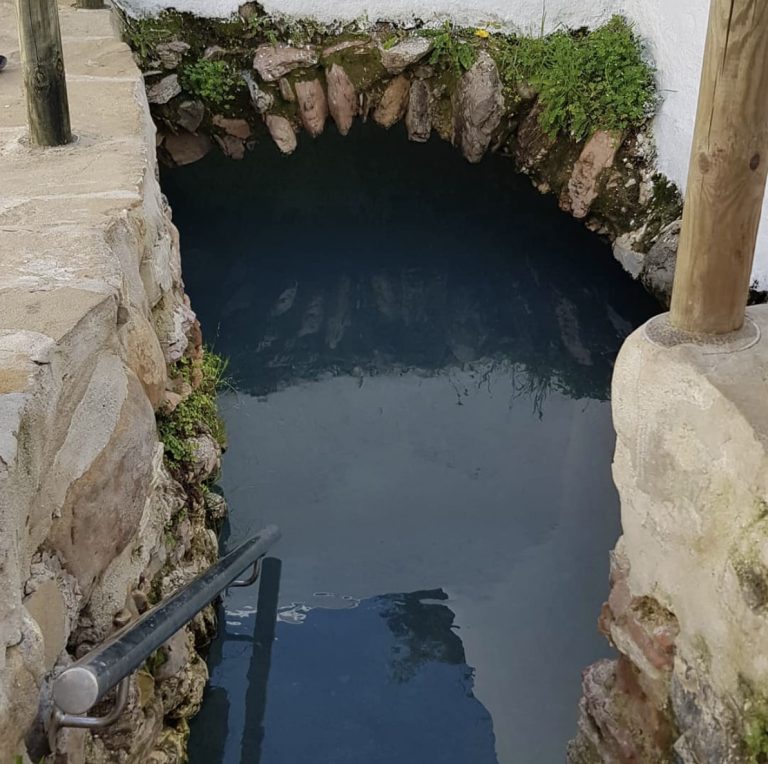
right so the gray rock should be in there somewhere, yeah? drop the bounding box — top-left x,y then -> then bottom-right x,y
203,45 -> 227,61
146,74 -> 181,105
253,43 -> 319,81
380,36 -> 432,74
265,114 -> 298,154
326,63 -> 357,136
175,100 -> 205,133
373,75 -> 410,128
241,70 -> 274,113
406,79 -> 431,142
613,234 -> 645,279
188,434 -> 221,482
156,40 -> 190,70
454,51 -> 503,163
640,220 -> 681,307
294,78 -> 328,137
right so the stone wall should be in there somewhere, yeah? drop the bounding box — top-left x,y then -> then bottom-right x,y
131,13 -> 684,305
569,306 -> 768,763
0,3 -> 223,761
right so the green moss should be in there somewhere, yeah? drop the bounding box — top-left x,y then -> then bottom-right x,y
490,15 -> 655,141
333,53 -> 386,91
637,174 -> 683,251
144,646 -> 169,675
156,349 -> 228,474
746,711 -> 768,763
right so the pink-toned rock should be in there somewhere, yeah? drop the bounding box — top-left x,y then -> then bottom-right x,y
212,115 -> 252,140
326,63 -> 357,136
294,78 -> 328,137
265,114 -> 298,154
215,134 -> 246,160
561,130 -> 621,218
322,38 -> 371,57
406,79 -> 431,142
253,43 -> 318,81
568,656 -> 677,763
373,75 -> 410,128
164,131 -> 212,166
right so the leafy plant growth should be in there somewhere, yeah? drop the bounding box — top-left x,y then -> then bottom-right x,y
157,349 -> 228,473
491,15 -> 655,140
421,22 -> 477,75
180,59 -> 242,109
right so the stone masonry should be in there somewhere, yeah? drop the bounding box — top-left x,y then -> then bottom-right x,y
0,3 -> 217,761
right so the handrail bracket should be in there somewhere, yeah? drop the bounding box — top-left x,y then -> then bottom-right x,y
48,676 -> 130,752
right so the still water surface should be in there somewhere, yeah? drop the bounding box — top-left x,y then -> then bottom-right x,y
161,121 -> 659,764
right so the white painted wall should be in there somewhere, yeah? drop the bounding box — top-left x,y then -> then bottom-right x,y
121,0 -> 768,288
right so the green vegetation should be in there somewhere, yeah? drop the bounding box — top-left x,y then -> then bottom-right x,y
491,15 -> 655,140
180,59 -> 243,109
157,349 -> 228,473
122,14 -> 179,64
145,646 -> 169,675
420,22 -> 477,75
746,714 -> 768,763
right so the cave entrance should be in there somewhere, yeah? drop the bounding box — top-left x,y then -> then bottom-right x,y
160,118 -> 659,764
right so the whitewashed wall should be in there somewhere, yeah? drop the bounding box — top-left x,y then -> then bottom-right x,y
121,0 -> 768,289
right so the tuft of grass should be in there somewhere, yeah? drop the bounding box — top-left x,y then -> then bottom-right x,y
179,59 -> 243,109
491,15 -> 655,140
157,349 -> 228,473
420,22 -> 477,75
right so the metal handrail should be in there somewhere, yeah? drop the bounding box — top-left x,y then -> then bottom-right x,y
51,525 -> 281,719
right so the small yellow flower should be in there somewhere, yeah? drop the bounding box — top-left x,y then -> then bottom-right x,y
474,28 -> 490,39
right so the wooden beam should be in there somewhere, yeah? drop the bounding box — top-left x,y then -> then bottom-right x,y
669,0 -> 768,334
16,0 -> 72,146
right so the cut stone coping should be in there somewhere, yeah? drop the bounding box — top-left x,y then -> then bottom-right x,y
644,313 -> 761,355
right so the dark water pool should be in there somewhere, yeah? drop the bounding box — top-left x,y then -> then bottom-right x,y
161,120 -> 659,764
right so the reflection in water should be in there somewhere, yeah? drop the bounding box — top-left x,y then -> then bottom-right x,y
193,587 -> 498,764
165,120 -> 660,763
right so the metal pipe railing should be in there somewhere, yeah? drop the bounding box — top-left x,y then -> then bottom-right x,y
52,525 -> 281,717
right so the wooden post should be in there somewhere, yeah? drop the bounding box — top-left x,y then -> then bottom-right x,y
16,0 -> 72,146
669,0 -> 768,334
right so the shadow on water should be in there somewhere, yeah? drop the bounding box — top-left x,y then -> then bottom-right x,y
165,120 -> 660,763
